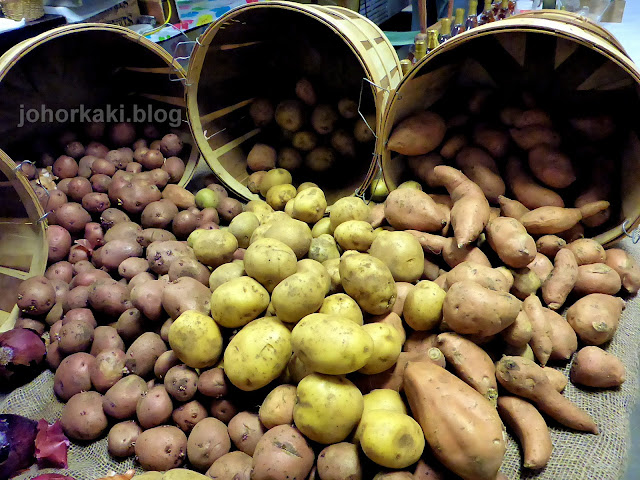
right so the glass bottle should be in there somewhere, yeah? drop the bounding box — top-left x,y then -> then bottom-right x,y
426,29 -> 439,54
465,0 -> 479,30
497,0 -> 510,19
492,0 -> 501,15
412,40 -> 427,64
400,59 -> 412,75
439,18 -> 452,43
478,0 -> 496,24
451,8 -> 466,36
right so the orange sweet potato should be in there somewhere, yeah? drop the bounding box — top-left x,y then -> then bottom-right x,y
509,126 -> 561,150
439,133 -> 467,160
542,248 -> 578,310
384,189 -> 447,232
500,310 -> 533,348
527,145 -> 576,189
404,361 -> 505,480
545,308 -> 578,361
486,217 -> 537,268
543,367 -> 568,393
605,248 -> 640,294
523,295 -> 553,366
455,147 -> 505,202
536,235 -> 566,259
505,158 -> 564,209
574,264 -> 621,296
444,262 -> 510,292
408,153 -> 444,188
498,195 -> 530,219
566,293 -> 624,345
388,111 -> 446,156
566,239 -> 606,266
527,253 -> 554,284
570,346 -> 625,388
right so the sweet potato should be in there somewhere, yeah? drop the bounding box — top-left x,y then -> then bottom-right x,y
570,115 -> 615,140
439,133 -> 467,160
605,248 -> 640,294
436,333 -> 497,405
404,361 -> 505,480
455,147 -> 505,202
566,293 -> 624,345
498,195 -> 530,219
505,158 -> 564,209
384,189 -> 446,232
567,239 -> 606,266
444,262 -> 510,292
387,111 -> 446,156
574,263 -> 621,296
527,253 -> 553,284
510,268 -> 541,300
407,153 -> 443,188
509,126 -> 561,150
543,367 -> 568,392
536,235 -> 566,259
574,162 -> 612,227
433,166 -> 490,247
520,206 -> 582,235
545,309 -> 578,361
496,356 -> 598,433
542,248 -> 578,310
486,217 -> 537,268
514,109 -> 552,129
500,310 -> 533,347
570,346 -> 625,388
527,145 -> 576,189
497,396 -> 552,469
472,125 -> 509,159
442,281 -> 521,336
442,239 -> 491,268
523,295 -> 553,366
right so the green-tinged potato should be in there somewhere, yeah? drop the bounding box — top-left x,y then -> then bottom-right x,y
330,197 -> 370,230
323,258 -> 342,294
292,187 -> 327,224
187,229 -> 206,248
403,280 -> 446,331
340,253 -> 397,315
272,273 -> 328,323
244,238 -> 297,292
296,259 -> 331,294
229,212 -> 260,248
353,389 -> 407,444
259,384 -> 297,429
264,218 -> 312,259
245,200 -> 274,224
193,229 -> 237,268
334,221 -> 374,252
359,323 -> 403,374
317,442 -> 362,480
308,234 -> 341,263
369,231 -> 424,283
360,410 -> 425,469
312,217 -> 332,237
319,293 -> 363,325
210,277 -> 270,328
259,168 -> 293,197
168,310 -> 223,368
266,184 -> 297,211
224,317 -> 292,391
209,261 -> 244,292
293,373 -> 364,444
291,313 -> 373,374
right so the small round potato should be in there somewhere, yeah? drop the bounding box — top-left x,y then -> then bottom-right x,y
244,238 -> 297,292
308,234 -> 341,264
197,367 -> 228,398
172,400 -> 208,432
259,384 -> 297,429
193,229 -> 237,268
264,218 -> 313,259
359,323 -> 403,374
229,212 -> 261,248
61,391 -> 108,441
369,231 -> 425,283
187,417 -> 231,471
164,365 -> 199,402
209,261 -> 245,292
333,220 -> 375,252
135,425 -> 188,471
329,197 -> 370,231
108,421 -> 142,457
317,442 -> 363,480
210,277 -> 270,328
228,412 -> 265,455
258,168 -> 293,197
169,310 -> 223,369
339,253 -> 397,315
266,184 -> 297,211
319,293 -> 363,325
271,273 -> 328,324
402,281 -> 446,331
251,425 -> 314,480
277,148 -> 302,171
136,385 -> 173,429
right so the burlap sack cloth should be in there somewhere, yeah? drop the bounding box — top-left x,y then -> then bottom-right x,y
2,239 -> 639,480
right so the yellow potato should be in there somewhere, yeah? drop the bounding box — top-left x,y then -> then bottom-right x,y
402,281 -> 446,331
292,187 -> 327,224
296,259 -> 331,294
284,198 -> 294,216
369,231 -> 424,283
308,234 -> 341,263
333,220 -> 375,252
359,323 -> 403,374
259,168 -> 292,197
353,389 -> 407,444
339,253 -> 397,315
210,277 -> 270,328
271,272 -> 328,324
322,258 -> 342,294
187,229 -> 206,248
312,217 -> 332,237
287,352 -> 315,384
249,222 -> 272,244
360,410 -> 425,469
209,260 -> 244,292
244,238 -> 297,292
168,310 -> 223,369
329,197 -> 370,230
229,212 -> 260,249
245,199 -> 274,224
193,230 -> 238,268
293,373 -> 363,444
266,184 -> 297,211
319,293 -> 363,325
223,317 -> 292,391
259,384 -> 297,429
291,313 -> 373,374
297,182 -> 319,193
264,218 -> 313,259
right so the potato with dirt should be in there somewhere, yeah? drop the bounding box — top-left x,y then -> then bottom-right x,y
228,412 -> 265,456
210,277 -> 270,328
130,280 -> 165,322
164,365 -> 199,402
90,348 -> 127,393
369,231 -> 424,283
88,279 -> 131,317
125,332 -> 167,377
192,229 -> 237,269
61,391 -> 108,441
141,199 -> 179,229
384,188 -> 446,233
103,375 -> 148,419
135,425 -> 187,471
566,293 -> 625,345
107,421 -> 142,458
58,319 -> 94,354
17,276 -> 56,315
187,417 -> 231,471
486,217 -> 537,268
340,253 -> 397,315
54,352 -> 95,401
570,346 -> 625,388
251,425 -> 314,480
169,310 -> 223,369
98,239 -> 144,270
147,240 -> 196,275
206,451 -> 252,480
244,238 -> 298,292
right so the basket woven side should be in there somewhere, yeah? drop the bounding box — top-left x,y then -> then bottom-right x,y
1,0 -> 44,21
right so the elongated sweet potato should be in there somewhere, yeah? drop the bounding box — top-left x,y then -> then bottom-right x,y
497,396 -> 552,469
436,333 -> 498,405
384,189 -> 447,232
496,356 -> 598,434
523,295 -> 552,366
404,361 -> 505,480
509,126 -> 561,150
570,346 -> 625,388
545,309 -> 578,361
455,147 -> 505,202
443,281 -> 521,336
442,239 -> 491,268
574,263 -> 621,296
498,195 -> 530,219
439,133 -> 467,160
527,145 -> 576,189
407,153 -> 444,188
536,235 -> 566,259
486,217 -> 536,268
520,207 -> 582,235
605,248 -> 640,294
388,111 -> 446,156
500,310 -> 533,347
542,248 -> 578,310
566,293 -> 624,345
433,166 -> 490,247
567,239 -> 606,266
575,163 -> 612,227
444,262 -> 510,292
505,158 -> 564,209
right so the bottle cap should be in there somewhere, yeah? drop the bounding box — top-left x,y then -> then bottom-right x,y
400,59 -> 412,75
440,17 -> 452,34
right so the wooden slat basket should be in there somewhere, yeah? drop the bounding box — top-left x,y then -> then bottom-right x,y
186,1 -> 402,205
378,13 -> 640,246
0,148 -> 47,331
0,23 -> 200,188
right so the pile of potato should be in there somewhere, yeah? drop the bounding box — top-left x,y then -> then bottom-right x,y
7,86 -> 640,480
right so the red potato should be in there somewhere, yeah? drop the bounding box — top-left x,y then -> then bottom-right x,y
47,225 -> 72,263
85,140 -> 108,157
91,326 -> 125,355
570,346 -> 625,388
54,203 -> 92,233
91,174 -> 112,193
84,222 -> 105,249
67,177 -> 93,202
45,261 -> 74,284
514,109 -> 553,129
605,248 -> 640,294
162,157 -> 186,183
53,155 -> 79,179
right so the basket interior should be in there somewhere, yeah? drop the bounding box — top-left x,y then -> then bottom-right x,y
191,7 -> 378,205
0,28 -> 195,178
382,26 -> 640,243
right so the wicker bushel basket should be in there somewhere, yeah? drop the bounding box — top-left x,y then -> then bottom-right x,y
378,14 -> 640,246
0,148 -> 47,332
0,0 -> 44,21
185,1 -> 402,205
0,23 -> 200,188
